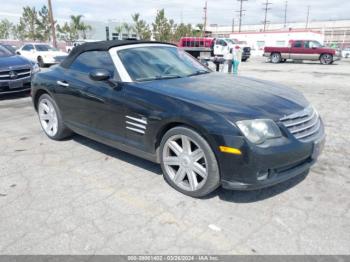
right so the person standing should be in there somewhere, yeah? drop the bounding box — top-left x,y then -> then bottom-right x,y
232,46 -> 242,76
224,48 -> 233,73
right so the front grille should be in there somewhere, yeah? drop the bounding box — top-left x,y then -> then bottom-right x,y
0,67 -> 31,81
280,106 -> 321,143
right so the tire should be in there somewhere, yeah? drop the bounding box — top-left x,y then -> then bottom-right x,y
270,53 -> 281,63
346,54 -> 349,59
37,56 -> 45,67
160,126 -> 220,197
320,54 -> 333,65
241,58 -> 248,62
37,94 -> 72,140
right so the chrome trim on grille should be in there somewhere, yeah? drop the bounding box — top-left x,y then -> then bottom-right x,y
280,106 -> 321,142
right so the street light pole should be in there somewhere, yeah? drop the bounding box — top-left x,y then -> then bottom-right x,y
47,0 -> 57,48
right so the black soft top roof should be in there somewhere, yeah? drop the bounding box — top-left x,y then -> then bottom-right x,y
60,40 -> 175,68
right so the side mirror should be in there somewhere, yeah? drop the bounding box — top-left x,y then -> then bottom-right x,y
89,69 -> 111,81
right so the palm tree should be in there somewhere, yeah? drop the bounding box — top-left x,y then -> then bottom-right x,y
114,25 -> 123,40
69,15 -> 91,39
122,22 -> 132,39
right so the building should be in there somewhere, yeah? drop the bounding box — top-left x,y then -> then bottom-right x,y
207,19 -> 350,48
85,20 -> 137,41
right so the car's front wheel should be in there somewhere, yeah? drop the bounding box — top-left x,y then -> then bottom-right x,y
320,54 -> 333,65
160,126 -> 220,197
37,94 -> 72,140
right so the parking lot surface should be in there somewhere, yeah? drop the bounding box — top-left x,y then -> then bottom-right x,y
0,58 -> 349,255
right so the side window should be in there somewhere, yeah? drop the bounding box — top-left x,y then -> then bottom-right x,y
304,41 -> 310,48
22,44 -> 34,51
69,51 -> 120,80
294,41 -> 303,48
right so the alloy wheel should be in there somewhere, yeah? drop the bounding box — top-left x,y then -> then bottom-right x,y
162,135 -> 208,192
38,98 -> 58,137
321,54 -> 332,64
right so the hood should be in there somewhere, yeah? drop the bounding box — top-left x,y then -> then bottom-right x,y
0,55 -> 32,69
135,73 -> 309,121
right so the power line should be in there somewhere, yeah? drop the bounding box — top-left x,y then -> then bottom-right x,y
237,0 -> 248,33
284,0 -> 288,28
262,0 -> 272,32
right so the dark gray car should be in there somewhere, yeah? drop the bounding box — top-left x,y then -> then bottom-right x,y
0,44 -> 39,95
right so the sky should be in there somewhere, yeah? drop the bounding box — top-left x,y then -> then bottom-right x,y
1,0 -> 350,26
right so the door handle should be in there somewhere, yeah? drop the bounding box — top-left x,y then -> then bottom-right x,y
57,80 -> 69,87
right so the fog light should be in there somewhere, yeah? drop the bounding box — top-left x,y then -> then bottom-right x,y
257,170 -> 269,181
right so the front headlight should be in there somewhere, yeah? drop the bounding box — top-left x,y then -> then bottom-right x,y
236,119 -> 282,144
31,63 -> 40,74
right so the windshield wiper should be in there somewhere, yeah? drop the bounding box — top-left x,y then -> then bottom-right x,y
136,75 -> 183,82
187,70 -> 210,77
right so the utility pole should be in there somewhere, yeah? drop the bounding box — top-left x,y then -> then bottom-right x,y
47,0 -> 57,48
232,18 -> 235,33
306,5 -> 310,29
283,0 -> 288,28
237,0 -> 248,33
262,0 -> 272,32
203,1 -> 208,36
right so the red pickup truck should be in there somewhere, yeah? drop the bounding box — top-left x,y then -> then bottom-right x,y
264,40 -> 341,65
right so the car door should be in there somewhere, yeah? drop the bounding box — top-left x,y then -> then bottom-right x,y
57,51 -> 125,143
289,40 -> 307,60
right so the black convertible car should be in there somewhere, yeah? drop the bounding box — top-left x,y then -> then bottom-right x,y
31,40 -> 325,197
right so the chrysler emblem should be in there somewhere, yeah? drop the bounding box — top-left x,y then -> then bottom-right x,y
9,71 -> 18,79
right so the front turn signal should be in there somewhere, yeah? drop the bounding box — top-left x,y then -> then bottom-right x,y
219,146 -> 242,155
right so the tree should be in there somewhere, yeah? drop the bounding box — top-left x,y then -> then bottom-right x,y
69,15 -> 91,39
18,6 -> 41,40
173,23 -> 193,42
152,9 -> 172,42
37,5 -> 51,41
0,19 -> 13,39
122,22 -> 132,38
131,13 -> 151,40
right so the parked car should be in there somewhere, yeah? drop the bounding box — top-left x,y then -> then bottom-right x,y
342,48 -> 350,58
264,40 -> 341,65
0,43 -> 17,54
0,44 -> 40,95
31,40 -> 325,197
178,37 -> 251,62
16,43 -> 67,67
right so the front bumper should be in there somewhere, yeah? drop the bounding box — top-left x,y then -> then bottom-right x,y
0,77 -> 31,95
212,121 -> 325,190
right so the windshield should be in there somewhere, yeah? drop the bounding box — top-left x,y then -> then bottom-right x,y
225,39 -> 236,44
0,45 -> 13,57
118,46 -> 211,82
309,41 -> 323,48
35,44 -> 58,51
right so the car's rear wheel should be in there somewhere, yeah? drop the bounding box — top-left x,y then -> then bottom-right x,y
160,126 -> 220,197
320,54 -> 333,65
37,94 -> 72,140
270,53 -> 281,63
